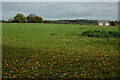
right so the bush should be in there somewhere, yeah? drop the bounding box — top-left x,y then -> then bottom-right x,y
109,31 -> 120,38
110,21 -> 116,26
81,30 -> 110,38
81,30 -> 120,38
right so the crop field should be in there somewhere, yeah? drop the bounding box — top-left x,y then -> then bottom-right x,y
2,23 -> 119,78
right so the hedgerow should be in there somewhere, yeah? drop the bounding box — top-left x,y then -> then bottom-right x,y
81,30 -> 120,38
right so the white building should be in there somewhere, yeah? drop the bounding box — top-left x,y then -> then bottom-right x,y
97,20 -> 110,26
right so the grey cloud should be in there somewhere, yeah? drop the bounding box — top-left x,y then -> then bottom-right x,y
2,2 -> 118,20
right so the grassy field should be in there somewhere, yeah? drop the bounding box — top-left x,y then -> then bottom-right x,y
2,23 -> 119,78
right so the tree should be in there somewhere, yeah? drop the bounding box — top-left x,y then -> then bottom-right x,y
119,21 -> 120,24
8,18 -> 15,23
110,21 -> 116,26
8,18 -> 13,22
27,14 -> 43,23
34,16 -> 43,23
14,13 -> 26,23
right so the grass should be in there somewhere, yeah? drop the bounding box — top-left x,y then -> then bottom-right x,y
2,23 -> 119,78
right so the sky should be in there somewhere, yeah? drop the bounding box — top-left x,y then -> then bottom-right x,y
1,0 -> 120,2
1,2 -> 119,21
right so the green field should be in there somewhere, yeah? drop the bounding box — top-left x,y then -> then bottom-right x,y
2,23 -> 119,78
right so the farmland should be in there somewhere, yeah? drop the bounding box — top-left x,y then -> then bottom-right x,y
2,23 -> 119,78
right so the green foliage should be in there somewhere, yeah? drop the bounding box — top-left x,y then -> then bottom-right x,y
81,30 -> 110,38
110,21 -> 116,26
14,13 -> 26,23
13,13 -> 43,23
81,30 -> 120,38
109,31 -> 120,38
27,15 -> 43,23
34,16 -> 43,23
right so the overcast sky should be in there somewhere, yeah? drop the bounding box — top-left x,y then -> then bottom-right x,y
2,2 -> 118,20
2,0 -> 120,2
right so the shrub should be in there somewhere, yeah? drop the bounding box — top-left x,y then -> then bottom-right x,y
109,31 -> 120,38
81,30 -> 120,38
81,30 -> 110,38
110,21 -> 116,26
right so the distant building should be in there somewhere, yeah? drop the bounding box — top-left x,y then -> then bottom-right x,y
97,20 -> 110,26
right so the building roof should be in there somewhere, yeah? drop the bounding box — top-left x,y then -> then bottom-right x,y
97,20 -> 109,23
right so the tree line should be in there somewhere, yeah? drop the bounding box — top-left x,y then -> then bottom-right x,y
3,13 -> 120,26
9,13 -> 43,23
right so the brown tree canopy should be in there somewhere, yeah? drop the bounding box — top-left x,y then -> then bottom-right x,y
27,14 -> 43,23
